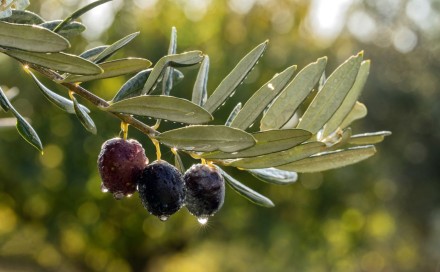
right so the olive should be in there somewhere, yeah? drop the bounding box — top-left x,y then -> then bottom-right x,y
97,138 -> 147,199
137,160 -> 185,221
184,164 -> 225,221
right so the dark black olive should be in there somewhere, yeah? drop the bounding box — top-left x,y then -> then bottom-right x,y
137,160 -> 185,221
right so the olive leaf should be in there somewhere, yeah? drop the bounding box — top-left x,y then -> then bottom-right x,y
79,45 -> 109,61
142,51 -> 204,95
162,27 -> 177,96
92,32 -> 140,63
14,111 -> 43,153
225,141 -> 325,169
5,49 -> 103,75
71,94 -> 97,134
248,168 -> 298,185
0,10 -> 45,24
260,57 -> 327,130
40,20 -> 86,38
105,96 -> 213,124
112,69 -> 152,102
277,145 -> 376,173
203,40 -> 268,113
348,131 -> 392,145
297,52 -> 363,134
0,86 -> 42,152
155,125 -> 256,152
28,70 -> 90,114
230,65 -> 297,130
201,129 -> 311,159
0,21 -> 70,53
321,60 -> 370,138
192,55 -> 210,106
173,150 -> 186,173
62,58 -> 152,83
225,102 -> 242,126
340,101 -> 367,129
53,0 -> 112,33
217,166 -> 275,207
0,86 -> 12,111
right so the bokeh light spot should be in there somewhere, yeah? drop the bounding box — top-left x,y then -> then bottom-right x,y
39,144 -> 64,168
367,211 -> 396,239
0,204 -> 17,235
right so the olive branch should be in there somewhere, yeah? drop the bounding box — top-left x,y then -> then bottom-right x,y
0,1 -> 391,207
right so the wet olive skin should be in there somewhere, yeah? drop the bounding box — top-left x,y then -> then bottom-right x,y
137,160 -> 185,218
184,164 -> 225,217
97,138 -> 148,199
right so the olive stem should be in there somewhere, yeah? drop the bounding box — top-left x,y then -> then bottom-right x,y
27,64 -> 160,137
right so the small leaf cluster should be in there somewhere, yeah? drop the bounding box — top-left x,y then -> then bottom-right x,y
0,1 -> 390,208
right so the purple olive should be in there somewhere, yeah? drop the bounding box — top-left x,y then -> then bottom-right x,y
97,138 -> 148,199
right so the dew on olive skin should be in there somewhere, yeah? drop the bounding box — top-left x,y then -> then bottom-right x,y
184,164 -> 225,218
97,138 -> 148,199
137,160 -> 185,219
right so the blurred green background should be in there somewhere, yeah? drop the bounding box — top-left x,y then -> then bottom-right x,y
1,0 -> 439,271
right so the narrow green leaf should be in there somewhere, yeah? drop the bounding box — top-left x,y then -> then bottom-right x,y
0,10 -> 45,24
340,101 -> 367,129
93,32 -> 140,63
142,51 -> 203,94
28,70 -> 90,114
12,109 -> 43,153
248,168 -> 298,185
0,21 -> 70,53
201,129 -> 311,159
0,86 -> 12,111
79,45 -> 109,60
217,166 -> 274,207
53,0 -> 112,33
174,150 -> 186,173
321,60 -> 370,138
348,131 -> 392,145
162,27 -> 177,96
297,52 -> 363,134
62,58 -> 152,83
40,20 -> 86,38
230,65 -> 297,130
192,55 -> 209,106
225,102 -> 242,126
225,141 -> 325,169
260,57 -> 327,131
203,41 -> 268,113
71,95 -> 97,134
112,69 -> 152,102
156,125 -> 255,152
106,96 -> 213,124
5,49 -> 103,75
277,145 -> 376,173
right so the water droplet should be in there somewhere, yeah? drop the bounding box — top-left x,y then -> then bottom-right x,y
159,215 -> 169,222
221,102 -> 226,107
249,123 -> 254,128
113,192 -> 124,200
230,91 -> 236,97
197,217 -> 208,225
101,184 -> 109,193
126,194 -> 133,198
267,83 -> 275,90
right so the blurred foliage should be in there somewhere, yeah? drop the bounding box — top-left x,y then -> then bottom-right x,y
0,0 -> 439,271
